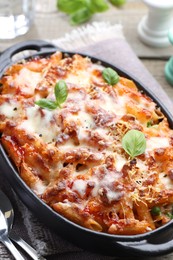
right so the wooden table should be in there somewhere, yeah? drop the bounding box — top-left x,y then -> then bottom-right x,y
0,0 -> 173,100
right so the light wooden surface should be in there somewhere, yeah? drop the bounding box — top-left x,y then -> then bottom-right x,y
0,0 -> 173,101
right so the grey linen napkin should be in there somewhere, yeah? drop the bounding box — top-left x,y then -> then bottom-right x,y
1,22 -> 173,260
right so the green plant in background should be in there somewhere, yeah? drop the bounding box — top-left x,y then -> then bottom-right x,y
109,0 -> 126,7
57,0 -> 126,25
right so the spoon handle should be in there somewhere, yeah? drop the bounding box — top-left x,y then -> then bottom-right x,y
10,232 -> 46,260
0,235 -> 25,260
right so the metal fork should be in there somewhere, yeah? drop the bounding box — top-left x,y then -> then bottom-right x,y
0,209 -> 25,260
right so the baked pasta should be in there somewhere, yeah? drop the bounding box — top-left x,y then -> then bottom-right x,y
1,52 -> 173,235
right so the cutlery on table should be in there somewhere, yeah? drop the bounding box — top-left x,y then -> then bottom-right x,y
0,189 -> 45,260
0,209 -> 25,260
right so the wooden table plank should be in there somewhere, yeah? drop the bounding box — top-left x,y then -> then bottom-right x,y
142,59 -> 173,100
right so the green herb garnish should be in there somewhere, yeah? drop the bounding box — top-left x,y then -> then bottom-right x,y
70,7 -> 92,25
57,0 -> 127,25
35,80 -> 68,110
89,0 -> 109,13
54,80 -> 68,106
109,0 -> 126,7
35,99 -> 59,110
147,121 -> 158,128
102,67 -> 119,86
57,0 -> 87,14
147,121 -> 152,128
122,129 -> 146,158
151,206 -> 161,216
166,212 -> 173,219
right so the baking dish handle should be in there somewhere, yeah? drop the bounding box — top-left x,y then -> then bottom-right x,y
116,237 -> 173,256
0,40 -> 60,76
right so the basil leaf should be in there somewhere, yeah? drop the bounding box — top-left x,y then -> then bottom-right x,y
35,99 -> 58,110
109,0 -> 126,7
102,67 -> 119,85
55,80 -> 68,107
70,7 -> 92,25
122,129 -> 146,158
35,80 -> 68,110
57,0 -> 87,14
89,0 -> 109,13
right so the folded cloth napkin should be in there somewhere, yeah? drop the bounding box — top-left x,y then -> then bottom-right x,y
0,22 -> 173,260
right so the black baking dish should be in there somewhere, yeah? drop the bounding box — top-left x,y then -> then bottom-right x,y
1,40 -> 173,257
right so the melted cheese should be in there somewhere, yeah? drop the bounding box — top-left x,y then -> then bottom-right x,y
101,93 -> 127,116
66,71 -> 91,88
115,154 -> 126,171
106,189 -> 123,203
91,167 -> 122,200
72,179 -> 87,197
71,168 -> 123,203
14,68 -> 41,95
0,101 -> 19,118
146,137 -> 169,151
19,106 -> 60,142
136,159 -> 148,172
32,181 -> 47,195
160,172 -> 173,189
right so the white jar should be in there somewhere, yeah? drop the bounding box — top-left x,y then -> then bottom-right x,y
138,0 -> 173,47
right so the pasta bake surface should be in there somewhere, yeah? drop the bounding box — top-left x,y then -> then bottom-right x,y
1,52 -> 173,235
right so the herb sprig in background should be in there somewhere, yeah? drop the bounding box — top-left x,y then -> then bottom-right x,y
57,0 -> 126,25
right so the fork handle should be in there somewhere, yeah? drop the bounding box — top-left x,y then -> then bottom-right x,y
0,235 -> 25,260
10,232 -> 46,260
